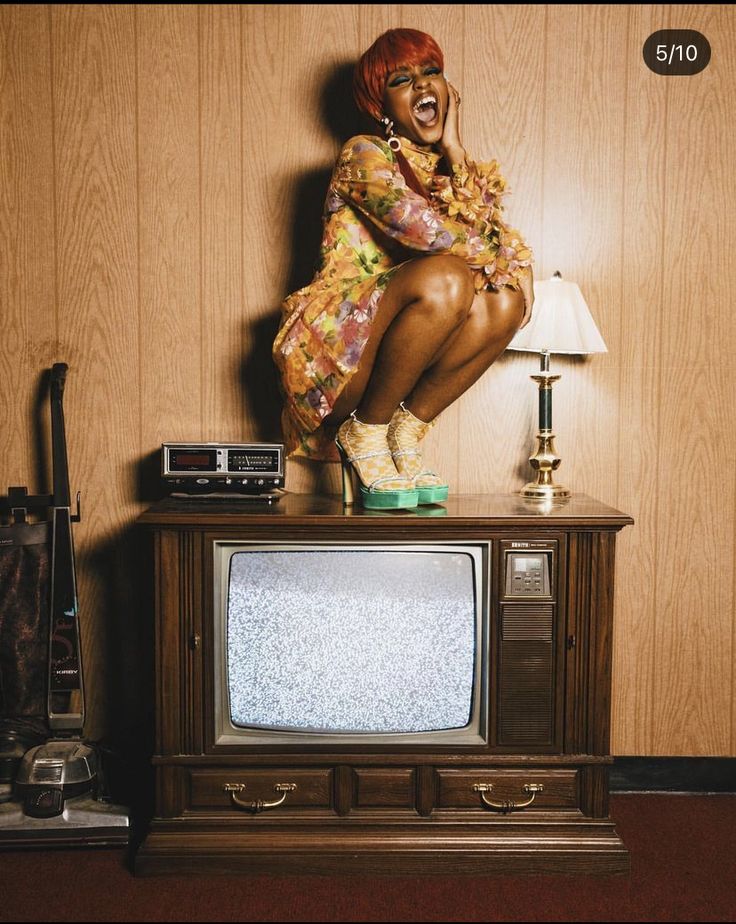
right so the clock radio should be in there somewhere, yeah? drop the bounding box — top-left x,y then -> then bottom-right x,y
161,442 -> 285,497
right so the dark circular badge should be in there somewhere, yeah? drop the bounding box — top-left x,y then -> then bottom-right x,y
643,30 -> 711,76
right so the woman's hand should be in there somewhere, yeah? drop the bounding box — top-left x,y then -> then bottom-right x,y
440,81 -> 466,167
518,267 -> 535,329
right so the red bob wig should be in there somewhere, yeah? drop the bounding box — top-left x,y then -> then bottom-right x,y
353,29 -> 445,122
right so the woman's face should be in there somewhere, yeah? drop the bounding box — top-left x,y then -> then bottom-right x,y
382,62 -> 449,146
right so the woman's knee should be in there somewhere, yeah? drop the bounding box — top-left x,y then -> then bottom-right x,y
472,285 -> 525,342
409,255 -> 475,325
499,285 -> 525,334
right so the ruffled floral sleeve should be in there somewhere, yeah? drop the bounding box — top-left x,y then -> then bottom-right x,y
332,136 -> 532,292
333,138 -> 500,284
432,160 -> 533,289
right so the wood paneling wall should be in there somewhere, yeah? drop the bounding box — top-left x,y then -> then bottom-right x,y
1,4 -> 734,756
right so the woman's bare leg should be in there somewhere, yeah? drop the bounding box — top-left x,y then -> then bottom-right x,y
405,285 -> 525,422
327,256 -> 524,426
328,254 -> 475,425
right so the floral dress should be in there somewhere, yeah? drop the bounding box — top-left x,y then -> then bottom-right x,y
272,134 -> 532,460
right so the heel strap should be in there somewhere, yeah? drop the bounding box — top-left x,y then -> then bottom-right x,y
335,439 -> 393,466
366,474 -> 409,493
344,448 -> 393,464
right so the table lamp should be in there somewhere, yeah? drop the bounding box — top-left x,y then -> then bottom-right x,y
506,272 -> 607,499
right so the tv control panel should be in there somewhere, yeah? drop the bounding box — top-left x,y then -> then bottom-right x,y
503,543 -> 554,598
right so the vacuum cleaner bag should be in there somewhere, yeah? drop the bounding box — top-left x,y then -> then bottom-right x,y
0,521 -> 50,782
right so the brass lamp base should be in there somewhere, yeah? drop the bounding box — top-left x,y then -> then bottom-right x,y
520,429 -> 571,500
520,482 -> 571,500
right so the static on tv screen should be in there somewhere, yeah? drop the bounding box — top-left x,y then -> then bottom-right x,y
226,549 -> 477,734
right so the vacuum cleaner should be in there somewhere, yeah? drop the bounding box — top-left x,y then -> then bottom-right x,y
0,364 -> 128,843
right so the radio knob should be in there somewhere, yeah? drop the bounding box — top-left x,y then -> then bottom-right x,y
257,479 -> 265,486
196,478 -> 209,485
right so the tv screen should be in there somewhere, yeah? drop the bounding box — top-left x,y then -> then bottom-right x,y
214,544 -> 488,746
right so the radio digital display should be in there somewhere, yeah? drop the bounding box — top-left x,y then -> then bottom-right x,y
169,450 -> 218,472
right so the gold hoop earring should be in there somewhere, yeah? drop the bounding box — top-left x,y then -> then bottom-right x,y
382,116 -> 401,152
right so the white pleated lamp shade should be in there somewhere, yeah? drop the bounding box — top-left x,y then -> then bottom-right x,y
507,274 -> 607,355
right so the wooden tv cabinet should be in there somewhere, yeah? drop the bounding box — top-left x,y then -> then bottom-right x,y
135,493 -> 633,876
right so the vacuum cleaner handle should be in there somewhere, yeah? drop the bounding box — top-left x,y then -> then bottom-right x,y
50,363 -> 70,508
47,362 -> 84,735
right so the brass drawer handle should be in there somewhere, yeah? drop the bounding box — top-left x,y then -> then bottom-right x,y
472,782 -> 544,813
223,782 -> 297,813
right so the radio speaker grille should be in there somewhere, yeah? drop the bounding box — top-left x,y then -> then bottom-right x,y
497,604 -> 555,746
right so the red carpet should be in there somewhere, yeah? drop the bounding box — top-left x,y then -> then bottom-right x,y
1,795 -> 734,922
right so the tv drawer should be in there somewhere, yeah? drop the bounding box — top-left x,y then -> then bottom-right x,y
436,768 -> 579,812
187,768 -> 333,813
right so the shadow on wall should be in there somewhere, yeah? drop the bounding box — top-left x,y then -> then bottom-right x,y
78,526 -> 155,835
240,60 -> 375,449
320,59 -> 375,146
240,314 -> 283,443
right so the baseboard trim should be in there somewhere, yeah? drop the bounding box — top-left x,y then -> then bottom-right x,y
611,757 -> 736,792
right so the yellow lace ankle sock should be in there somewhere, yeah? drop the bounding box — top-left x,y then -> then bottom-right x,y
387,403 -> 447,490
336,413 -> 416,494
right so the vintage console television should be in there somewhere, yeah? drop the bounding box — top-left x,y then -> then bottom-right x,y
135,493 -> 633,875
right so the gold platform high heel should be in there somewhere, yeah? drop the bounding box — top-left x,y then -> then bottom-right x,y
335,413 -> 419,510
387,403 -> 449,505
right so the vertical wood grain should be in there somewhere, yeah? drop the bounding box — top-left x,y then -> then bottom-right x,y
50,4 -> 139,737
137,4 -> 201,448
360,4 -> 402,41
651,5 -> 735,755
460,4 -> 547,494
200,5 -> 245,442
540,5 -> 627,507
610,4 -> 670,755
0,5 -> 55,485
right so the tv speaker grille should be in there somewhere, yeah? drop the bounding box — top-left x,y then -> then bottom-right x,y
501,604 -> 554,639
497,605 -> 555,746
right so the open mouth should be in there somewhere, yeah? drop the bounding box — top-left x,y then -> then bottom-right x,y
413,93 -> 439,126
